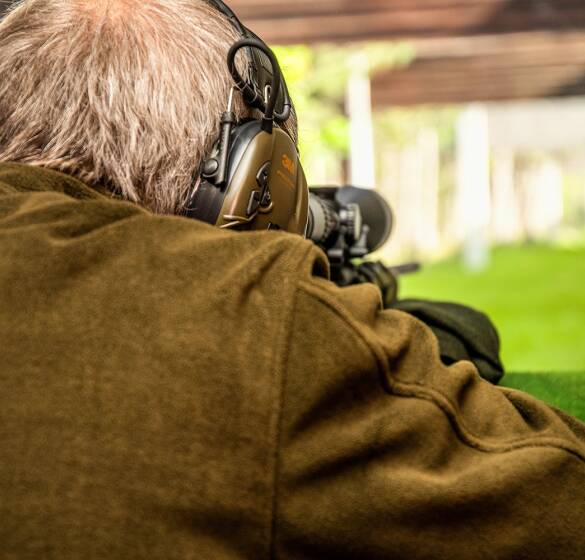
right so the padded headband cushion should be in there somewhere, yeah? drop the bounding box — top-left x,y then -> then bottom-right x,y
205,0 -> 248,36
0,0 -> 13,18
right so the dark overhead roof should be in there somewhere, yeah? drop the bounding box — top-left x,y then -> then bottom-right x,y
230,0 -> 585,105
232,0 -> 585,44
371,32 -> 585,106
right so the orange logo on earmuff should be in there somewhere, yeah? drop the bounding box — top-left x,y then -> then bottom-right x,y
282,154 -> 296,175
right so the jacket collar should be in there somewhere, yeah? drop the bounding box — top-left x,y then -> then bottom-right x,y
0,162 -> 117,202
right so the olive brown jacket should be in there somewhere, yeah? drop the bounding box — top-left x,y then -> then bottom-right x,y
1,162 -> 584,559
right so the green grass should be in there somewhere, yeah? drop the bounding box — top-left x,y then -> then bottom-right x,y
398,244 -> 585,420
504,372 -> 585,421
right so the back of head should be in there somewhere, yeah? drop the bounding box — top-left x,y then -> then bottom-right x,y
0,0 -> 260,214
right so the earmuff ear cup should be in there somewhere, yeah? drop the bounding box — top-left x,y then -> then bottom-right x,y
183,180 -> 226,225
242,127 -> 308,235
186,120 -> 307,235
217,123 -> 307,234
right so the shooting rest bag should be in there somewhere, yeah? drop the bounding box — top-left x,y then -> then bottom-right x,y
0,162 -> 584,559
393,299 -> 505,385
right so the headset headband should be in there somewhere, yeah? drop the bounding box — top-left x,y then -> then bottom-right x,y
206,0 -> 248,36
206,0 -> 292,123
0,0 -> 11,18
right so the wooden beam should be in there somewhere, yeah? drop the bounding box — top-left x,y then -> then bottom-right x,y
229,0 -> 585,44
373,72 -> 585,106
371,32 -> 585,106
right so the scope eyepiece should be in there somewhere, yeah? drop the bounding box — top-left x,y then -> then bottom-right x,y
306,194 -> 338,244
307,186 -> 393,252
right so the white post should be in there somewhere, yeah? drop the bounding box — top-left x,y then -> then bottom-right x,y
455,104 -> 491,271
522,157 -> 564,240
417,129 -> 440,255
492,149 -> 521,243
347,54 -> 376,189
398,144 -> 423,258
378,143 -> 401,261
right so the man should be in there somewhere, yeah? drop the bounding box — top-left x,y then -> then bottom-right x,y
0,1 -> 583,559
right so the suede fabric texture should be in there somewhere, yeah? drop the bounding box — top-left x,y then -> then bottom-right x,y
0,162 -> 584,559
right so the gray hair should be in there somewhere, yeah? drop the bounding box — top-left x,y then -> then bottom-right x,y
0,0 -> 293,214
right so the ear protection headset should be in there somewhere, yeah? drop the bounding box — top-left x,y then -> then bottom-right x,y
0,0 -> 308,234
183,0 -> 309,236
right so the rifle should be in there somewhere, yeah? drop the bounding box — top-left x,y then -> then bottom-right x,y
306,186 -> 420,306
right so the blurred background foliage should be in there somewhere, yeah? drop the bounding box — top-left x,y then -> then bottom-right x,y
273,43 -> 416,168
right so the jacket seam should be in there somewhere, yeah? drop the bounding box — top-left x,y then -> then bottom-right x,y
300,280 -> 585,464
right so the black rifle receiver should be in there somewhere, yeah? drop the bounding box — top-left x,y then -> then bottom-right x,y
307,186 -> 419,306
